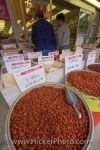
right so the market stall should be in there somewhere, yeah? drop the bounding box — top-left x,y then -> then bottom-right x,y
0,40 -> 100,149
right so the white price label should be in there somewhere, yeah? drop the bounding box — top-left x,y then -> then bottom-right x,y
13,65 -> 46,92
5,60 -> 31,74
1,43 -> 16,50
86,51 -> 96,66
62,50 -> 73,60
27,51 -> 42,60
3,54 -> 24,63
38,56 -> 54,65
48,51 -> 59,56
65,54 -> 83,74
75,47 -> 83,54
1,50 -> 18,57
75,36 -> 84,46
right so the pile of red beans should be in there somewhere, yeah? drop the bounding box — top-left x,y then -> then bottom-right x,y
67,71 -> 100,97
88,64 -> 100,73
10,86 -> 89,150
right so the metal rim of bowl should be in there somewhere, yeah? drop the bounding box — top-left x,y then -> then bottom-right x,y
6,82 -> 94,150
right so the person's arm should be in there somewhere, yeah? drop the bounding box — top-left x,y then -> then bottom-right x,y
51,25 -> 57,49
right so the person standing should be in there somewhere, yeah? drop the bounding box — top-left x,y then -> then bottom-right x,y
56,13 -> 70,54
31,11 -> 57,55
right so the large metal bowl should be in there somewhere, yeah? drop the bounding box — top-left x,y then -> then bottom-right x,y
6,83 -> 94,150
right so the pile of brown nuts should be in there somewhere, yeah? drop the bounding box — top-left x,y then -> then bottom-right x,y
10,86 -> 89,150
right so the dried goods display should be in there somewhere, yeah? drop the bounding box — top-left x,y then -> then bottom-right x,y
67,71 -> 100,97
9,86 -> 89,150
88,64 -> 100,73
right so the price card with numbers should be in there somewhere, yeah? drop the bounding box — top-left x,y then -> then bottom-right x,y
5,60 -> 31,74
1,50 -> 18,57
1,43 -> 16,50
38,55 -> 54,65
27,51 -> 42,60
13,65 -> 46,92
62,50 -> 73,60
65,54 -> 83,74
75,47 -> 83,54
3,54 -> 24,63
48,51 -> 59,56
86,51 -> 96,66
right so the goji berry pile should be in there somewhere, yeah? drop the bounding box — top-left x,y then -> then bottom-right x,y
67,71 -> 100,97
88,64 -> 100,73
10,86 -> 89,150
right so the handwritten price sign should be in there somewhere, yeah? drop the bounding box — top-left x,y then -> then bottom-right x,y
1,43 -> 16,50
48,51 -> 59,56
38,56 -> 54,65
86,51 -> 96,66
1,50 -> 18,57
62,50 -> 73,60
65,54 -> 83,74
75,47 -> 83,54
3,54 -> 24,63
5,60 -> 31,74
13,65 -> 46,92
27,51 -> 42,60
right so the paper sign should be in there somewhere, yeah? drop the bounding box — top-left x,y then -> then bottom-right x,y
65,54 -> 83,74
1,50 -> 18,57
75,47 -> 83,54
75,36 -> 84,46
38,56 -> 54,65
5,60 -> 31,74
13,65 -> 46,92
62,50 -> 73,60
1,43 -> 16,50
86,51 -> 96,66
27,51 -> 42,60
48,51 -> 59,56
3,54 -> 24,63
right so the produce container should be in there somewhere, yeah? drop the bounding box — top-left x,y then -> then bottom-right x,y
65,70 -> 100,112
6,83 -> 93,150
87,63 -> 100,73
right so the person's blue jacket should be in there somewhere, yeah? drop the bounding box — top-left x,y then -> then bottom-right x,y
31,19 -> 57,55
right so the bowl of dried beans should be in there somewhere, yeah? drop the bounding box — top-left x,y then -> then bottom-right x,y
66,70 -> 100,97
66,70 -> 100,112
6,83 -> 93,150
87,63 -> 100,73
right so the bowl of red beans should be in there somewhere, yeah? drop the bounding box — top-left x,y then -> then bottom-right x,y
87,63 -> 100,73
6,83 -> 93,150
66,70 -> 100,97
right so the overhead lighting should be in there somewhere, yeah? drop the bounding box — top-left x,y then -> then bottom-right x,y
85,0 -> 100,9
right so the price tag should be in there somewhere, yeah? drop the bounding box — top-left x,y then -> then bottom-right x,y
3,54 -> 24,63
38,56 -> 54,65
75,47 -> 83,54
27,51 -> 42,60
48,51 -> 59,56
1,43 -> 16,50
1,50 -> 18,57
62,50 -> 73,60
75,36 -> 84,46
86,51 -> 97,66
65,54 -> 83,74
5,60 -> 31,74
13,65 -> 46,92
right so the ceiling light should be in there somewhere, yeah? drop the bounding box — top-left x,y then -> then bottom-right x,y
85,0 -> 100,9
